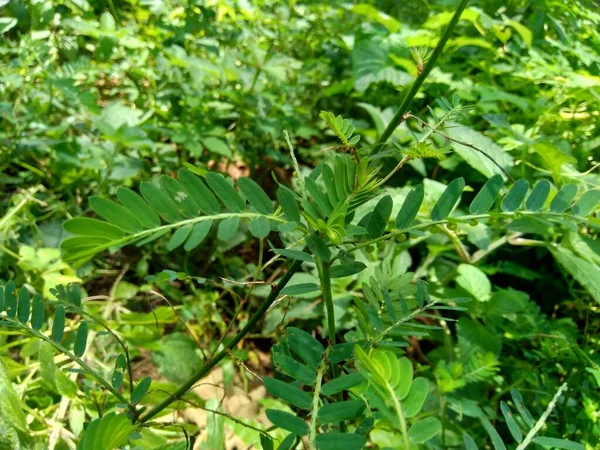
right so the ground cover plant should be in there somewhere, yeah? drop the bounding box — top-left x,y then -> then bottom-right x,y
0,0 -> 599,449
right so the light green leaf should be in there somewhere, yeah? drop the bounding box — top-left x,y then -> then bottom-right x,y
217,216 -> 240,241
532,437 -> 584,450
446,125 -> 513,179
402,377 -> 429,418
63,217 -> 125,239
456,264 -> 491,301
550,246 -> 600,304
408,417 -> 441,444
281,283 -> 320,296
166,225 -> 192,251
0,17 -> 17,34
249,216 -> 270,239
131,377 -> 152,403
532,143 -> 576,185
572,190 -> 600,216
202,136 -> 231,158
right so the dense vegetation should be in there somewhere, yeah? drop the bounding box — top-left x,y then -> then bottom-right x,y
1,0 -> 599,449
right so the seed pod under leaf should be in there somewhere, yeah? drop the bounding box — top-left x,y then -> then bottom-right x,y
365,245 -> 375,253
377,242 -> 386,250
429,225 -> 442,234
74,322 -> 88,357
396,233 -> 407,242
52,306 -> 65,343
31,294 -> 44,330
469,219 -> 479,227
447,222 -> 457,231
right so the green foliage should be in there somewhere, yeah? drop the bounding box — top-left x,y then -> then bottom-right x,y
1,0 -> 599,449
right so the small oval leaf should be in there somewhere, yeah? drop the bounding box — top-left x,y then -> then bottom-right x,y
431,178 -> 465,221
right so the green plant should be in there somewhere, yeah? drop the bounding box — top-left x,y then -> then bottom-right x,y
1,1 -> 600,449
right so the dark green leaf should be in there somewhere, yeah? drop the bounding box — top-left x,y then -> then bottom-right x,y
396,185 -> 424,229
469,174 -> 503,214
52,305 -> 65,343
31,294 -> 44,330
17,287 -> 30,323
501,179 -> 529,212
160,175 -> 200,218
205,172 -> 246,213
67,285 -> 81,306
321,373 -> 364,396
550,184 -> 578,213
184,220 -> 213,251
367,195 -> 392,238
408,417 -> 441,444
278,433 -> 297,450
306,234 -> 331,261
431,178 -> 465,221
277,186 -> 301,222
263,377 -> 312,410
90,196 -> 143,233
273,248 -> 312,262
265,409 -> 309,436
217,216 -> 240,240
330,261 -> 367,278
63,218 -> 125,239
260,434 -> 274,450
74,321 -> 88,357
166,225 -> 192,251
238,177 -> 273,215
315,432 -> 366,450
572,189 -> 600,216
178,169 -> 220,214
306,178 -> 333,216
3,281 -> 14,317
140,181 -> 182,223
249,216 -> 271,239
281,283 -> 320,296
317,400 -> 365,424
480,417 -> 507,450
525,180 -> 551,211
131,376 -> 152,403
272,353 -> 315,385
287,327 -> 324,368
321,163 -> 340,206
116,187 -> 161,228
500,401 -> 522,443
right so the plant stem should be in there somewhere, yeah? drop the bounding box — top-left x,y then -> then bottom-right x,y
309,346 -> 331,449
516,383 -> 568,450
370,0 -> 470,154
388,383 -> 410,450
319,261 -> 336,345
138,258 -> 303,423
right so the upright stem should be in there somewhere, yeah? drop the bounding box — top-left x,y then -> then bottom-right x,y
138,258 -> 303,423
319,261 -> 336,345
370,0 -> 469,155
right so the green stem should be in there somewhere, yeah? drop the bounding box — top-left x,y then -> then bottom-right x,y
308,346 -> 331,449
319,261 -> 336,345
370,0 -> 469,154
388,383 -> 410,450
138,258 -> 303,423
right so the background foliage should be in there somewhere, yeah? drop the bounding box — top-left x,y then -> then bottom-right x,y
0,0 -> 599,449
